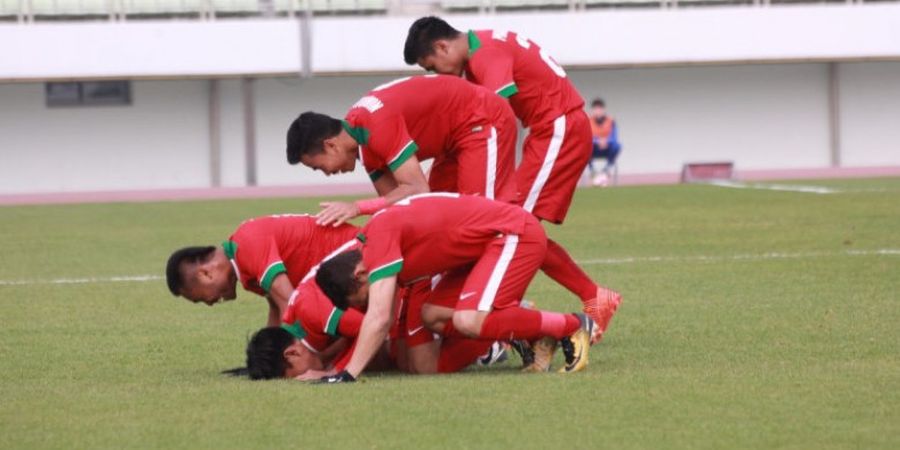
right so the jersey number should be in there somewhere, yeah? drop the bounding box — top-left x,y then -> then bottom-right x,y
493,31 -> 567,78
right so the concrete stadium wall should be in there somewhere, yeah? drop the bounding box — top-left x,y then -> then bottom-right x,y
0,80 -> 211,193
1,62 -> 899,194
837,62 -> 900,167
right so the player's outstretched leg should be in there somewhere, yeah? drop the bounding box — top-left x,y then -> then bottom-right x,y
542,238 -> 621,343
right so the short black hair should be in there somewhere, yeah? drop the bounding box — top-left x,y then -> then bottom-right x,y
246,327 -> 295,380
315,249 -> 363,310
286,111 -> 343,165
165,246 -> 216,296
403,16 -> 462,65
592,98 -> 606,108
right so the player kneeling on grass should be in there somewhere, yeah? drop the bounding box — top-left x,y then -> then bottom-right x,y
313,193 -> 595,384
165,214 -> 358,326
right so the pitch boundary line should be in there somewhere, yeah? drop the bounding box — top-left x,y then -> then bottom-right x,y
1,249 -> 897,287
0,274 -> 163,287
705,180 -> 892,194
580,248 -> 900,265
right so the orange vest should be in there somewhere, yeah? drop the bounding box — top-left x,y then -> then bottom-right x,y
590,115 -> 615,140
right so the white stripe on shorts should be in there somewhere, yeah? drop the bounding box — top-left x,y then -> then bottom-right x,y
486,126 -> 498,200
478,234 -> 520,312
522,115 -> 566,213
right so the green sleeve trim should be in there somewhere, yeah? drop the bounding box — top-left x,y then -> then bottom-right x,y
222,240 -> 238,259
281,321 -> 307,340
341,120 -> 370,145
467,30 -> 482,56
369,258 -> 403,284
369,169 -> 384,182
324,308 -> 345,336
356,233 -> 367,244
496,83 -> 518,98
260,262 -> 286,292
387,141 -> 418,172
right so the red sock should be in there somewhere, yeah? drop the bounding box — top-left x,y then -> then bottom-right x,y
542,239 -> 598,301
539,312 -> 581,339
478,307 -> 544,341
437,339 -> 494,373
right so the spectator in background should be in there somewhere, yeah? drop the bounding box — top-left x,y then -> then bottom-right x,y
587,98 -> 621,187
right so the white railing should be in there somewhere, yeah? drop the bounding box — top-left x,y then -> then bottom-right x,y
0,0 -> 875,23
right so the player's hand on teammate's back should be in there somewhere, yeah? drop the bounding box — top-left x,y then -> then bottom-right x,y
316,201 -> 360,227
317,370 -> 356,384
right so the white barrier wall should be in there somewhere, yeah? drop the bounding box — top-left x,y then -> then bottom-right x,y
2,5 -> 900,80
2,62 -> 899,194
0,80 -> 211,193
568,64 -> 833,173
837,62 -> 900,167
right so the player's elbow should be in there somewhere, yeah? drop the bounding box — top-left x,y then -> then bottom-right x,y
400,180 -> 429,195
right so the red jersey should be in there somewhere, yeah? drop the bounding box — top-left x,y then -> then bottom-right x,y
224,215 -> 358,296
281,278 -> 364,353
343,74 -> 506,182
358,193 -> 531,284
464,29 -> 584,128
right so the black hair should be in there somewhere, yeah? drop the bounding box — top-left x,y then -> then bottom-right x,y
245,327 -> 295,380
592,98 -> 606,108
286,111 -> 343,165
315,249 -> 363,310
403,16 -> 462,65
165,246 -> 216,296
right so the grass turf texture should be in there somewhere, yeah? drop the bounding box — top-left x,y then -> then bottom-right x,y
1,177 -> 898,449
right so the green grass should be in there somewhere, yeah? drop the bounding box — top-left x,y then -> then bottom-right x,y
1,178 -> 898,449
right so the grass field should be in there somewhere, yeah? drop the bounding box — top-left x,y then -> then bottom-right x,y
1,178 -> 899,449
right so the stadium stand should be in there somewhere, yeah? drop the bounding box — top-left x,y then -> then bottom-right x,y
0,0 -> 883,21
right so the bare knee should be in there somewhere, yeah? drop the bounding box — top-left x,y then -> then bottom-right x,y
452,313 -> 483,338
422,305 -> 453,334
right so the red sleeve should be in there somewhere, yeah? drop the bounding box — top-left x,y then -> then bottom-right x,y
362,112 -> 418,181
337,308 -> 364,338
234,235 -> 286,294
468,47 -> 518,98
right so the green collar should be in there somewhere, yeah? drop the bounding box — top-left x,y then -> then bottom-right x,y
281,322 -> 308,340
342,120 -> 369,145
222,240 -> 237,260
467,30 -> 481,57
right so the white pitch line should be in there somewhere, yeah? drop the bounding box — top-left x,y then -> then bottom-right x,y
0,274 -> 163,286
0,249 -> 897,287
706,180 -> 841,194
579,248 -> 900,266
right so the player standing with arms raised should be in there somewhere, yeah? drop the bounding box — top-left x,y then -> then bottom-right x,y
403,17 -> 621,343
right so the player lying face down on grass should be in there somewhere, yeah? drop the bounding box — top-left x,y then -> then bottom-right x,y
311,193 -> 596,383
165,214 -> 358,326
284,74 -> 517,227
244,262 -> 503,380
404,17 -> 622,344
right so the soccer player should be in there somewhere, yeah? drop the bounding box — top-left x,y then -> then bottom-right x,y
285,74 -> 517,227
165,214 -> 358,326
245,326 -> 397,381
313,193 -> 595,383
403,17 -> 621,343
246,279 -> 495,380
